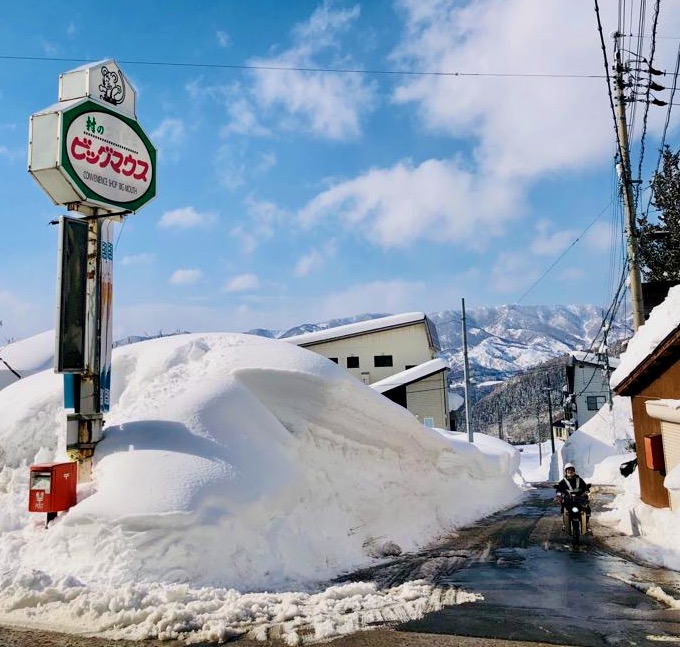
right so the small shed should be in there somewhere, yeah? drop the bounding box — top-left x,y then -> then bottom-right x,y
371,358 -> 450,430
611,286 -> 680,508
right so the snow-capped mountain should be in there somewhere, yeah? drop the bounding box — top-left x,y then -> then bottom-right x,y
248,304 -> 631,384
430,304 -> 631,383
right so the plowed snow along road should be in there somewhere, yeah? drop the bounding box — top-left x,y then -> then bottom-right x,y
2,484 -> 680,647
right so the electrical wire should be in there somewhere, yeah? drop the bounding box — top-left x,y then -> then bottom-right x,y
0,53 -> 606,79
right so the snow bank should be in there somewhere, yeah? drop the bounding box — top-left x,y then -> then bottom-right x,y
0,332 -> 521,642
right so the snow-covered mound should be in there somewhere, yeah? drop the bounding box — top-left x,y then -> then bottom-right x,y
561,395 -> 633,484
0,332 -> 522,641
0,331 -> 54,391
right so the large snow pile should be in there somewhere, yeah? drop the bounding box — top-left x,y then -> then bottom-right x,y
561,396 -> 634,484
0,332 -> 522,642
0,330 -> 54,390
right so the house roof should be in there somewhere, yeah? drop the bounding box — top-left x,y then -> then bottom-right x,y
611,285 -> 680,395
370,358 -> 449,394
284,312 -> 439,349
571,351 -> 620,369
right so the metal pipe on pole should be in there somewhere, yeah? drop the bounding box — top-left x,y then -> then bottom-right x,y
461,298 -> 473,442
614,36 -> 645,331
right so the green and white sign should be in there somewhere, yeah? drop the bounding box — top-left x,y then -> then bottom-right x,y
62,101 -> 156,212
28,60 -> 156,216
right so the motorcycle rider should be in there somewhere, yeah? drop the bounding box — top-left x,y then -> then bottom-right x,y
555,463 -> 592,533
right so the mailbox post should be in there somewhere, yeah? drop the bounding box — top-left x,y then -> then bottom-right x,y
28,462 -> 78,527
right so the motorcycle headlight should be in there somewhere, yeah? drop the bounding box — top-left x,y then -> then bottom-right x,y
571,507 -> 579,513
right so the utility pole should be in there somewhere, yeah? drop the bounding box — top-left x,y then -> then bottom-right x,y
536,405 -> 543,465
461,298 -> 473,443
614,33 -> 645,330
543,373 -> 556,454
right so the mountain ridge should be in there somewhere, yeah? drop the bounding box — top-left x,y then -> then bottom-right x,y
247,304 -> 630,384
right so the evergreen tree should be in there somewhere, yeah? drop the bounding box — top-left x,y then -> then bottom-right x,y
637,146 -> 680,281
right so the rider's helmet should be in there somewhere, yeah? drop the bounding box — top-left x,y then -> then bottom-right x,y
564,463 -> 576,475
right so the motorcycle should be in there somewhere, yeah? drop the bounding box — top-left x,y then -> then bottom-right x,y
555,487 -> 591,545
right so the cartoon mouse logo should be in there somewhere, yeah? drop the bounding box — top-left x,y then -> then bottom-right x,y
99,65 -> 126,106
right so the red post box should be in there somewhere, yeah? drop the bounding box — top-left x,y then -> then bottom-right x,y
28,462 -> 77,514
644,434 -> 665,472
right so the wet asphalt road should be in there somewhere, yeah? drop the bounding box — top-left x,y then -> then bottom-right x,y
345,484 -> 680,646
2,484 -> 680,646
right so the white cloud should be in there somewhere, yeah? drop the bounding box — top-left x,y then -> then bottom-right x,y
247,3 -> 377,140
42,41 -> 59,56
120,253 -> 156,267
230,226 -> 259,255
221,98 -> 270,137
294,242 -> 336,277
152,118 -> 185,147
223,273 -> 259,292
294,250 -> 323,278
315,280 -> 427,321
158,207 -> 217,229
391,1 -> 620,180
585,220 -> 618,253
231,196 -> 289,254
298,158 -> 524,249
216,30 -> 230,48
215,145 -> 247,190
170,269 -> 203,285
530,221 -> 578,256
214,145 -> 276,190
490,252 -> 539,295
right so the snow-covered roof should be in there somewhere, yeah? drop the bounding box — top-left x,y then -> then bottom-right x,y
611,285 -> 680,390
370,358 -> 449,394
571,350 -> 620,369
284,312 -> 429,346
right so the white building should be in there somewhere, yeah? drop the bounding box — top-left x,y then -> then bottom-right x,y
564,351 -> 620,429
285,313 -> 450,429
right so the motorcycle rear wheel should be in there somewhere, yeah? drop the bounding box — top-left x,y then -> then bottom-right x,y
571,518 -> 581,545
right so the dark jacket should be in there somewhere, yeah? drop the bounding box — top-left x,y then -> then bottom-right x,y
555,474 -> 590,496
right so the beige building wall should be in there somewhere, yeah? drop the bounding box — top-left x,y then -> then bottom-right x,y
301,323 -> 435,384
406,372 -> 448,428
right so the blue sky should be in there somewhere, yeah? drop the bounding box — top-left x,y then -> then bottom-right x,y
1,0 -> 679,343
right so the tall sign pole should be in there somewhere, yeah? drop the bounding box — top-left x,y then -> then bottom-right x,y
29,60 -> 156,481
614,36 -> 645,331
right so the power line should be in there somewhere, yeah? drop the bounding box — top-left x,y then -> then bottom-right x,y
0,54 -> 606,79
515,200 -> 613,305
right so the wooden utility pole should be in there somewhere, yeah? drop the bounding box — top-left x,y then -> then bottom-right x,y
614,35 -> 645,330
461,298 -> 473,443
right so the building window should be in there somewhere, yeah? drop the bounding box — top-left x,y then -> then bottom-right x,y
374,355 -> 393,367
329,357 -> 338,364
405,365 -> 416,370
347,356 -> 360,369
586,395 -> 605,411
